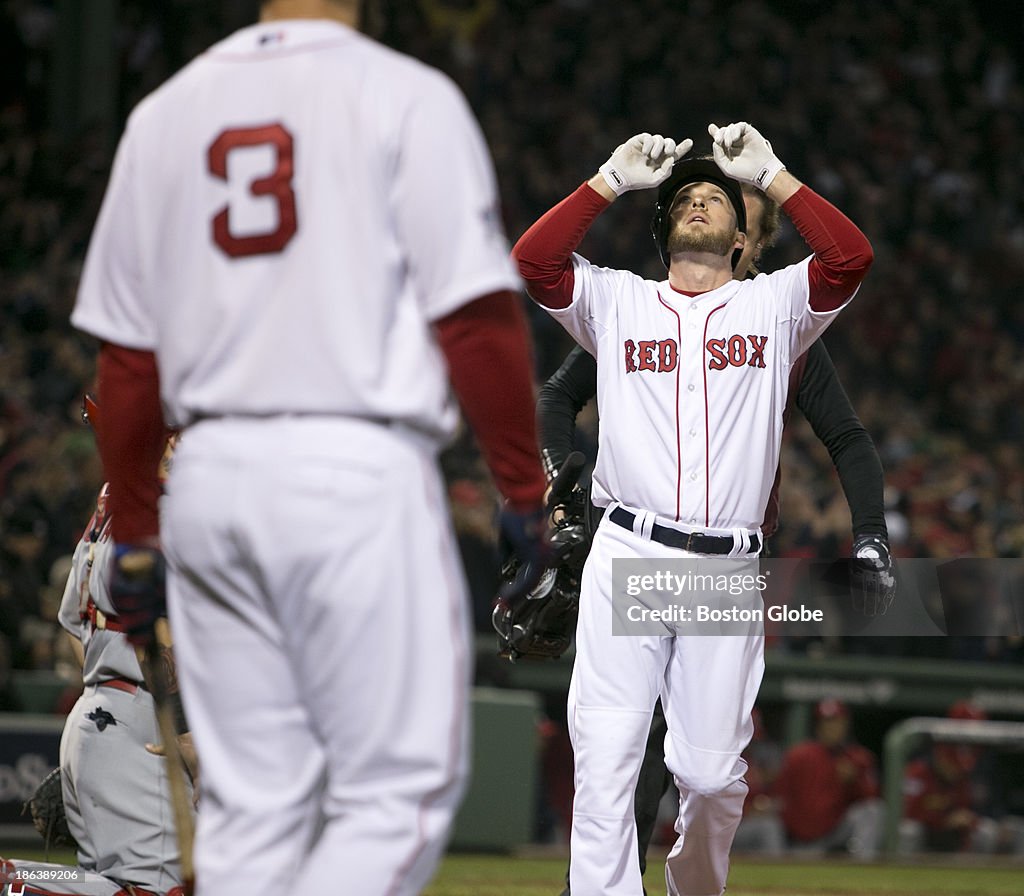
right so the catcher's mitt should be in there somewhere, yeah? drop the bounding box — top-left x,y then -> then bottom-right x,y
493,452 -> 593,661
493,524 -> 589,661
23,767 -> 78,851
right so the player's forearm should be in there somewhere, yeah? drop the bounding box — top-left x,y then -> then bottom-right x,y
537,391 -> 577,482
96,343 -> 167,543
537,347 -> 598,481
511,183 -> 611,309
763,169 -> 802,205
162,643 -> 189,735
435,292 -> 546,511
829,430 -> 888,538
67,632 -> 85,670
586,172 -> 618,203
797,344 -> 887,538
136,642 -> 189,735
783,186 -> 874,311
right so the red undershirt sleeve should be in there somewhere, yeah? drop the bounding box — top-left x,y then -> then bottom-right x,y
511,182 -> 611,309
95,342 -> 168,543
434,291 -> 547,512
782,186 -> 874,312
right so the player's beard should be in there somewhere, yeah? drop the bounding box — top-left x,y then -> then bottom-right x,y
666,222 -> 736,260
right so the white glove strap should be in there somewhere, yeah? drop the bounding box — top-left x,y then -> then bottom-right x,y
598,160 -> 629,196
753,157 -> 786,191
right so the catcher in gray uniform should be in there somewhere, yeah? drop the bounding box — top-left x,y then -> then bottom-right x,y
1,416 -> 190,896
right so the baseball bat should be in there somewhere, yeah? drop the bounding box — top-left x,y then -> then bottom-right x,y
547,450 -> 586,511
138,620 -> 196,896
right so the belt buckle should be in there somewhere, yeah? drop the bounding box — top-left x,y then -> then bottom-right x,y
685,531 -> 698,553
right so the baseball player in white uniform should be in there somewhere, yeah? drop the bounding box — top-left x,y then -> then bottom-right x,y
513,124 -> 873,895
1,445 -> 190,896
69,2 -> 548,895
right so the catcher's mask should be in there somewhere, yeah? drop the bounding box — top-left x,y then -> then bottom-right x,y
651,157 -> 746,270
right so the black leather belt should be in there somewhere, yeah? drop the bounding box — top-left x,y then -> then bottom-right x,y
609,507 -> 760,555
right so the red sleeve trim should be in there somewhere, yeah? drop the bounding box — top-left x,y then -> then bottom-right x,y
782,186 -> 874,312
511,182 -> 611,309
435,291 -> 546,511
96,343 -> 168,542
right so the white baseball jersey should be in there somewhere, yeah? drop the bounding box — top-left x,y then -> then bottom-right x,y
546,256 -> 854,531
71,19 -> 518,440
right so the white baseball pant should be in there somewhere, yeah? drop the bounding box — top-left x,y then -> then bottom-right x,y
568,514 -> 764,896
163,416 -> 471,896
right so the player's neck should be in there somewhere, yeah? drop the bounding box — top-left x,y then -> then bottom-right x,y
667,256 -> 734,294
261,0 -> 359,28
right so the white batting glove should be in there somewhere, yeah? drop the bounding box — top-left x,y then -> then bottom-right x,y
708,122 -> 786,191
599,133 -> 694,196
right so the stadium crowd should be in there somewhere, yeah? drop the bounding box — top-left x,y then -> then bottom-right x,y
2,0 -> 1024,693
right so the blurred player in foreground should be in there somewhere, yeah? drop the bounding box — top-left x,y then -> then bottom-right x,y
69,1 -> 549,894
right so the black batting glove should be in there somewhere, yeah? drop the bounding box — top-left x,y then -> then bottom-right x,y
850,534 -> 896,617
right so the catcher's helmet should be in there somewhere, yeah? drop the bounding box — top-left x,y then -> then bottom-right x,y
651,157 -> 747,270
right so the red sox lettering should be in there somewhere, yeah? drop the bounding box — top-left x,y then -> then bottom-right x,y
624,338 -> 678,373
706,334 -> 769,370
623,334 -> 769,373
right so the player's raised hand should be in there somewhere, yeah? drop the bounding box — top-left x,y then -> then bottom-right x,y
599,133 -> 694,196
708,122 -> 786,191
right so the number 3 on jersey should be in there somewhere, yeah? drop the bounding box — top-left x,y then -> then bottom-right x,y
208,123 -> 297,258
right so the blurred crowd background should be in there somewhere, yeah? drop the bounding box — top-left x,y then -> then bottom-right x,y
2,0 -> 1023,699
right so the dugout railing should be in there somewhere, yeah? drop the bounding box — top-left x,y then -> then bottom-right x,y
476,637 -> 1024,732
881,716 -> 1024,854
